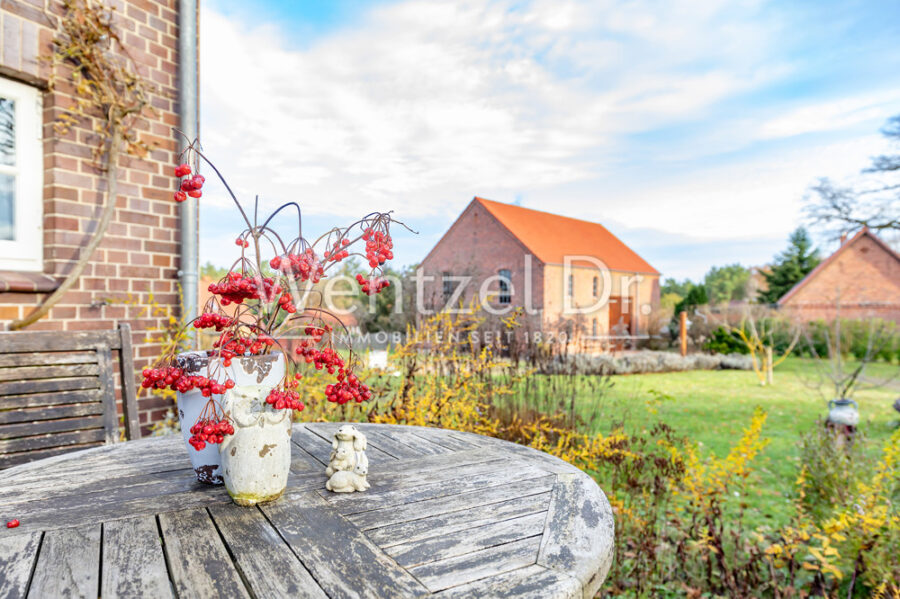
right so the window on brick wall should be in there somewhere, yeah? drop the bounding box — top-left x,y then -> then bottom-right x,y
592,276 -> 598,297
498,269 -> 511,304
442,272 -> 454,300
0,77 -> 42,272
568,274 -> 574,297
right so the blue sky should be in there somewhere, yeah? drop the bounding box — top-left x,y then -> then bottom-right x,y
196,0 -> 900,280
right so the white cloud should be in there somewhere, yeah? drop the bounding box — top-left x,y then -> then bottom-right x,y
198,0 -> 898,271
759,90 -> 900,139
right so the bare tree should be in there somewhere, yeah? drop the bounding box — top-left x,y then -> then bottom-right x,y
803,311 -> 898,401
805,115 -> 900,241
731,304 -> 800,386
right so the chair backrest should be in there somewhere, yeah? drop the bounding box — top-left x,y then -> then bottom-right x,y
0,323 -> 141,469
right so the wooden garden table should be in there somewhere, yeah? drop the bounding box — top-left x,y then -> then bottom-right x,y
0,423 -> 614,598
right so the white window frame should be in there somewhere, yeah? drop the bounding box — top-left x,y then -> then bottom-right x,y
0,77 -> 43,272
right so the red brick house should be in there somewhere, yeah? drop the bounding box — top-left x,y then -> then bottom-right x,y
0,0 -> 197,433
778,228 -> 900,322
420,197 -> 660,339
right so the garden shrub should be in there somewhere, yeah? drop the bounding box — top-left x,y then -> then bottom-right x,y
704,325 -> 750,355
298,309 -> 900,597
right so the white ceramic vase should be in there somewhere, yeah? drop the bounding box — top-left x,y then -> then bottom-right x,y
176,351 -> 288,491
220,383 -> 293,506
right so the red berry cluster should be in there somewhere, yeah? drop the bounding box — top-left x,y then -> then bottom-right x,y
235,237 -> 250,248
209,272 -> 281,305
213,331 -> 275,367
188,408 -> 234,451
363,228 -> 393,268
325,370 -> 372,404
265,388 -> 305,411
324,238 -> 350,262
269,249 -> 324,283
297,344 -> 344,374
355,273 -> 390,296
173,163 -> 205,202
278,292 -> 297,314
194,312 -> 233,331
141,366 -> 236,397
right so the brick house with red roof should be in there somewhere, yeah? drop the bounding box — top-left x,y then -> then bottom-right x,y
0,0 -> 196,433
778,228 -> 900,323
420,197 -> 660,340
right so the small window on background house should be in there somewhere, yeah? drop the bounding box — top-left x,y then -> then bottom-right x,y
568,274 -> 574,297
498,269 -> 511,304
592,318 -> 598,336
592,276 -> 598,297
442,272 -> 454,300
0,77 -> 42,272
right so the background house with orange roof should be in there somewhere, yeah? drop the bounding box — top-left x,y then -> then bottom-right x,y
778,228 -> 900,323
420,197 -> 660,340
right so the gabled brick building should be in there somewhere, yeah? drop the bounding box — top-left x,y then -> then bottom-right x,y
0,0 -> 195,432
778,228 -> 900,322
420,197 -> 660,339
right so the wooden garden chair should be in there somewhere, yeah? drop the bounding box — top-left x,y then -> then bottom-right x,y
0,323 -> 141,469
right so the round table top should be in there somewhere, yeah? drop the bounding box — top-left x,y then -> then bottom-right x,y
0,423 -> 613,599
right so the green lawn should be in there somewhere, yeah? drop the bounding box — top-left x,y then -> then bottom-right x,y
526,357 -> 899,526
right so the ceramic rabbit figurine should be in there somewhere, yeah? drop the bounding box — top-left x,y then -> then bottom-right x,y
325,424 -> 369,492
325,461 -> 370,493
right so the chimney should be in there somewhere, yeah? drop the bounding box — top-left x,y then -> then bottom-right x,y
840,232 -> 848,245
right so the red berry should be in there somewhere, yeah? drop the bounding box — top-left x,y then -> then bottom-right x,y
187,189 -> 202,198
6,519 -> 19,528
174,191 -> 187,202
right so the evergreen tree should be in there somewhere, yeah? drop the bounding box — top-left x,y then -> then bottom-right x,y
758,227 -> 820,304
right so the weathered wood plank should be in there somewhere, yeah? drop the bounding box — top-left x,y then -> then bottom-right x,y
0,388 -> 104,410
0,415 -> 105,440
0,427 -> 106,455
158,509 -> 250,599
324,453 -> 508,498
290,426 -> 334,465
537,472 -> 615,599
262,491 -> 429,599
409,535 -> 542,592
0,435 -> 184,487
209,504 -> 328,599
0,442 -> 105,470
0,377 -> 100,397
117,323 -> 141,441
96,346 -> 119,444
442,431 -> 582,475
370,427 -> 454,456
365,490 -> 552,546
0,531 -> 41,599
28,524 -> 101,599
409,427 -> 479,451
0,363 -> 101,382
387,512 -> 547,567
328,462 -> 550,516
350,475 -> 554,531
0,330 -> 120,352
0,402 -> 104,425
102,516 -> 174,599
0,351 -> 97,368
434,564 -> 581,599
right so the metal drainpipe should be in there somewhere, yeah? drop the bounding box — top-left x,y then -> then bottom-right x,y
178,0 -> 199,347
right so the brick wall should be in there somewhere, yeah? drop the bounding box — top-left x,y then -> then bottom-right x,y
781,233 -> 900,323
419,199 -> 545,316
0,0 -> 187,434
